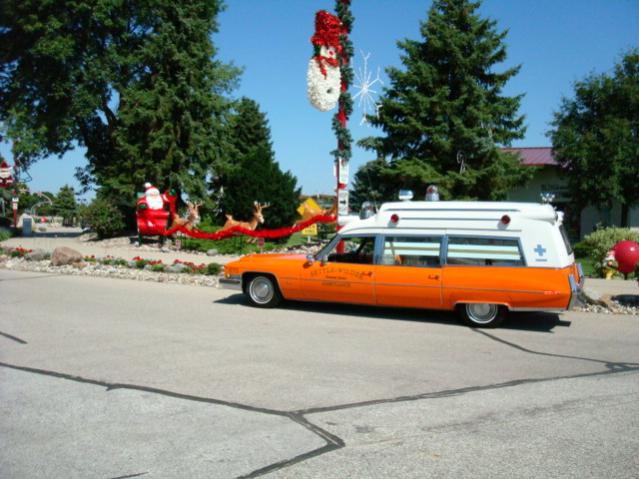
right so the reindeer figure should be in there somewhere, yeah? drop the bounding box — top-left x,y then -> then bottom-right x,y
221,201 -> 270,241
172,201 -> 202,231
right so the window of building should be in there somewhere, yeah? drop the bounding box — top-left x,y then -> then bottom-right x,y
381,236 -> 442,267
446,237 -> 524,266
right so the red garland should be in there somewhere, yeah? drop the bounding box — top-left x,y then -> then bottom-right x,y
162,193 -> 336,240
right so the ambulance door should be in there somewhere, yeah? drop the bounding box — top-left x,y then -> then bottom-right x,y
300,235 -> 376,305
374,235 -> 443,309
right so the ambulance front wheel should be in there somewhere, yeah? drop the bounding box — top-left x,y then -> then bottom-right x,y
458,303 -> 506,328
245,274 -> 282,308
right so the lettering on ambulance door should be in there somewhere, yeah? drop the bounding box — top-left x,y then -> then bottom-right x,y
375,236 -> 443,309
301,236 -> 376,304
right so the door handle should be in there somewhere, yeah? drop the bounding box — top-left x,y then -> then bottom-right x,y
428,274 -> 439,280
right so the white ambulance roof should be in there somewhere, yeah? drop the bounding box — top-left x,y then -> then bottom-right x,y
340,201 -> 559,235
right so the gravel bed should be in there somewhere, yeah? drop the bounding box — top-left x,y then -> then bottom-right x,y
574,302 -> 638,315
0,256 -> 219,288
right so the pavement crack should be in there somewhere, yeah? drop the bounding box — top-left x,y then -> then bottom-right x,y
107,473 -> 149,479
0,361 -> 345,479
0,330 -> 27,344
472,329 -> 639,369
4,360 -> 638,478
0,273 -> 62,281
294,366 -> 639,416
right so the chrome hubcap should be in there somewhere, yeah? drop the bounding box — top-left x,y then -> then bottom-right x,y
466,303 -> 498,324
249,277 -> 274,304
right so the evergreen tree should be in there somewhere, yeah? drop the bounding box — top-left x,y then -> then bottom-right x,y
0,0 -> 239,224
359,0 -> 529,200
53,185 -> 78,226
349,158 -> 395,212
219,98 -> 301,229
550,49 -> 639,227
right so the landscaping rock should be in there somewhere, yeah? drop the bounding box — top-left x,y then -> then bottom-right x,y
167,263 -> 189,273
206,249 -> 219,256
26,249 -> 49,261
51,247 -> 83,266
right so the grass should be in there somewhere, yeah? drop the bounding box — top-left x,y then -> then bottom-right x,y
576,256 -> 637,280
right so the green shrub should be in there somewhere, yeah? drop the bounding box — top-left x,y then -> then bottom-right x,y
580,227 -> 639,263
150,263 -> 166,272
135,259 -> 148,269
205,262 -> 222,275
572,241 -> 589,258
0,229 -> 11,242
79,199 -> 126,239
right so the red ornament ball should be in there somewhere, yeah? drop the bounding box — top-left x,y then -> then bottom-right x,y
612,240 -> 639,274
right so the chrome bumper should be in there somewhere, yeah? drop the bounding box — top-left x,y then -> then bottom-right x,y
218,276 -> 242,291
568,263 -> 585,309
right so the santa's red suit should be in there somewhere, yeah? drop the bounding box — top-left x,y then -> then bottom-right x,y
136,182 -> 170,235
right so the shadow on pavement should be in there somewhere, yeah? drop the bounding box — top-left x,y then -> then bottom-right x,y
215,294 -> 568,332
28,231 -> 85,238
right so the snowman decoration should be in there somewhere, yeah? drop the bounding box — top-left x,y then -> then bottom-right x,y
307,10 -> 344,112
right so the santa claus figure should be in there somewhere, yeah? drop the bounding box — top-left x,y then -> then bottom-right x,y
136,182 -> 170,236
307,10 -> 343,112
143,182 -> 167,210
0,159 -> 14,188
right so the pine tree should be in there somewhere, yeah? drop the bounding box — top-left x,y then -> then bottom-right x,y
53,185 -> 78,226
219,98 -> 301,229
359,0 -> 529,201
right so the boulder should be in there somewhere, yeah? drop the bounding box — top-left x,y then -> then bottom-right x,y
167,263 -> 189,273
26,249 -> 49,261
51,247 -> 83,266
206,249 -> 219,256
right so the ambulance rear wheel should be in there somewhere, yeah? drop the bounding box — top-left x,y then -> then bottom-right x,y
246,274 -> 282,308
459,303 -> 506,328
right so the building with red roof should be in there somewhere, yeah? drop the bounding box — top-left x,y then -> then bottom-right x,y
503,147 -> 639,238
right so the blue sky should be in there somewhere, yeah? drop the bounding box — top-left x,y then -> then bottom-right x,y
1,0 -> 637,198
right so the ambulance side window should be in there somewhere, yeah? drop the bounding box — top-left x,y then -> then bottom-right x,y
381,236 -> 442,267
326,236 -> 375,264
446,237 -> 524,266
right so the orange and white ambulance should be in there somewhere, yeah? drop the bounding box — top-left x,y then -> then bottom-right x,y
220,200 -> 584,327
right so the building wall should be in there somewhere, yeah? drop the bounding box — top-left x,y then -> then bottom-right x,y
507,166 -> 569,203
507,165 -> 639,239
580,204 -> 639,238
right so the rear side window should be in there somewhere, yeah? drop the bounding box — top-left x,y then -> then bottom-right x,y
447,237 -> 524,266
559,225 -> 573,255
382,236 -> 442,267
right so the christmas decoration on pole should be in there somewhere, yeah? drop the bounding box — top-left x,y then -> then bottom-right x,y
353,51 -> 384,125
331,0 -> 354,229
307,10 -> 343,112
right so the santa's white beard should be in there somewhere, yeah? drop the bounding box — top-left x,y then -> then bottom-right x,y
146,192 -> 164,210
307,58 -> 341,112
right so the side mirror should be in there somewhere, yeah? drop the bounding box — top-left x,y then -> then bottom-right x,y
305,254 -> 315,266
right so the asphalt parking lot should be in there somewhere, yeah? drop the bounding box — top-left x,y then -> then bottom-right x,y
1,269 -> 638,478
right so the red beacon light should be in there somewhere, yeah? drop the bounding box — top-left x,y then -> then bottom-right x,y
390,214 -> 400,225
500,214 -> 511,226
